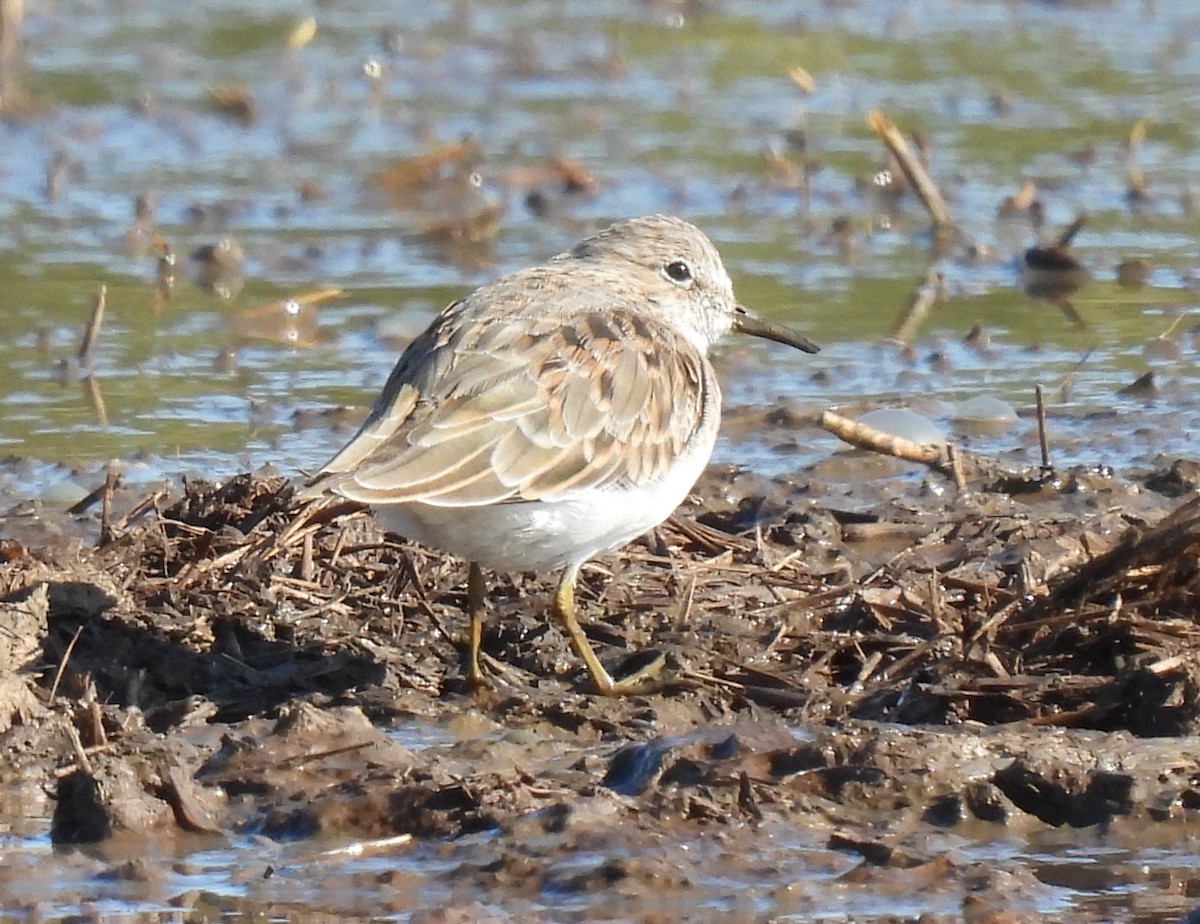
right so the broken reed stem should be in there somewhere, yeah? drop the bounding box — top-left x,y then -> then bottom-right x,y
300,531 -> 315,582
1035,383 -> 1052,473
867,110 -> 955,232
1157,312 -> 1191,341
77,284 -> 107,367
822,410 -> 1037,490
99,466 -> 119,546
890,267 -> 945,346
48,623 -> 86,703
946,442 -> 967,491
66,469 -> 118,517
82,373 -> 108,426
65,722 -> 94,775
821,409 -> 945,468
263,833 -> 414,880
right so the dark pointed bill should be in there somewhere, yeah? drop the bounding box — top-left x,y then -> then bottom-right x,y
732,305 -> 820,354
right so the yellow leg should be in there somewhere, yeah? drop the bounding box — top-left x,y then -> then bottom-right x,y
553,566 -> 664,695
466,561 -> 487,689
553,567 -> 616,694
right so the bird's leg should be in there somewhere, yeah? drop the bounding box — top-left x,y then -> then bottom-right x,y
553,567 -> 664,695
466,561 -> 487,689
553,567 -> 617,694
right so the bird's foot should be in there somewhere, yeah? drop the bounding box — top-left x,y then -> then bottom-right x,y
585,647 -> 668,696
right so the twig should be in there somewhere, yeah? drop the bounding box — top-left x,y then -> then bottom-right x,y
107,485 -> 171,535
676,573 -> 696,627
1156,311 -> 1191,341
271,740 -> 374,771
65,722 -> 94,775
664,514 -> 756,554
66,468 -> 120,517
867,110 -> 955,232
1035,384 -> 1052,474
48,623 -> 85,702
82,373 -> 108,426
680,668 -> 746,692
300,531 -> 315,582
889,267 -> 945,346
820,409 -> 945,468
329,525 -> 349,569
946,442 -> 966,491
77,284 -> 107,367
1057,346 -> 1095,402
99,466 -> 119,546
263,833 -> 414,879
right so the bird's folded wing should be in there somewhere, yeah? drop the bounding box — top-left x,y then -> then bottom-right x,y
307,307 -> 712,507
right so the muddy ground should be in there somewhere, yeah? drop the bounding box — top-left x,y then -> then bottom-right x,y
2,424 -> 1200,921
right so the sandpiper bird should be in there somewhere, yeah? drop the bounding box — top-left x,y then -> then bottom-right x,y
303,215 -> 818,694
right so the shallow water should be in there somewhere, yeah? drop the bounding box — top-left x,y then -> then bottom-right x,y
6,739 -> 1200,923
2,0 -> 1200,920
1,0 -> 1197,498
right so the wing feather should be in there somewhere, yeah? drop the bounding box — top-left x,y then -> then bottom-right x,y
305,277 -> 716,509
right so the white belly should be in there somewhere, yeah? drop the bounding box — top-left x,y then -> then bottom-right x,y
375,428 -> 716,573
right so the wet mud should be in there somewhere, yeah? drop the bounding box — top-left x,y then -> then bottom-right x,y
3,441 -> 1200,921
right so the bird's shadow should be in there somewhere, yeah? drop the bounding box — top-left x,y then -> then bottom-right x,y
27,578 -> 386,725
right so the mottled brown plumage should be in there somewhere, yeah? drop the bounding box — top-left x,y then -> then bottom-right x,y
304,215 -> 818,693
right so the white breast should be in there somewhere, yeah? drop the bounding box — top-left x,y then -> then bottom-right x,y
375,423 -> 718,573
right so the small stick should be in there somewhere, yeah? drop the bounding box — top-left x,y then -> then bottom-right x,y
270,740 -> 373,771
822,410 -> 1032,487
927,567 -> 944,626
1035,383 -> 1052,473
890,267 -> 945,345
821,409 -> 945,467
867,110 -> 955,231
263,833 -> 414,879
328,525 -> 349,569
65,723 -> 94,775
107,485 -> 170,535
679,668 -> 746,692
1156,311 -> 1191,341
66,472 -> 116,516
81,373 -> 108,426
77,284 -> 107,368
299,531 -> 315,582
676,573 -> 697,627
946,441 -> 966,491
99,466 -> 119,546
78,699 -> 107,748
1057,346 -> 1095,402
48,623 -> 85,703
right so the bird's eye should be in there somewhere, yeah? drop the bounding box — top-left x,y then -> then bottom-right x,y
665,260 -> 693,284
